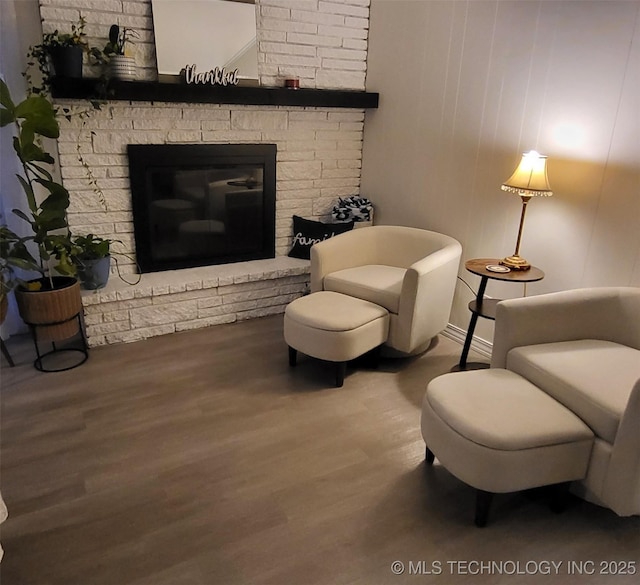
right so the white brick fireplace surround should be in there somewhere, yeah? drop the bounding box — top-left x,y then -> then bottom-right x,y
41,0 -> 372,346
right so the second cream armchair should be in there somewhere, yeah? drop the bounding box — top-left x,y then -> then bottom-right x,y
491,287 -> 640,516
311,226 -> 462,355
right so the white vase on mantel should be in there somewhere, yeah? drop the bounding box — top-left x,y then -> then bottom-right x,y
110,55 -> 136,81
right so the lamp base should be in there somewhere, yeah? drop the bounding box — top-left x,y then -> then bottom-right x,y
500,255 -> 531,271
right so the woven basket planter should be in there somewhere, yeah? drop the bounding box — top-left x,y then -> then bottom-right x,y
15,277 -> 82,342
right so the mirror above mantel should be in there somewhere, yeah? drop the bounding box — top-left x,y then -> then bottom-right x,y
151,0 -> 258,83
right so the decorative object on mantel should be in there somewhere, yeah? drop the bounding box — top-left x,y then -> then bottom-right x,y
285,78 -> 300,90
109,55 -> 136,81
151,0 -> 258,83
103,24 -> 139,81
25,16 -> 100,94
183,64 -> 239,86
500,150 -> 553,271
332,196 -> 374,228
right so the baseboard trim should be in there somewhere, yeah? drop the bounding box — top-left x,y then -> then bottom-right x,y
442,323 -> 493,359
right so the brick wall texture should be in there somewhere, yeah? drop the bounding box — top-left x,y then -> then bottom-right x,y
38,0 -> 370,345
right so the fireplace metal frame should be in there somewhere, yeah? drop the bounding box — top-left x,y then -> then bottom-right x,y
128,143 -> 277,273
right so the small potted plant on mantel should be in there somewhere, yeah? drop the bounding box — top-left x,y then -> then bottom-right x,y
103,24 -> 140,81
25,16 -> 99,94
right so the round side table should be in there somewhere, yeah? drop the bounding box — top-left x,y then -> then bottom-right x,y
455,258 -> 544,371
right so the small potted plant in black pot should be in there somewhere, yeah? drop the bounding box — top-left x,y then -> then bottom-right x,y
26,16 -> 93,92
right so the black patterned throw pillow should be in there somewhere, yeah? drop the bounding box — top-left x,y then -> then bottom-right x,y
331,196 -> 373,223
288,215 -> 354,260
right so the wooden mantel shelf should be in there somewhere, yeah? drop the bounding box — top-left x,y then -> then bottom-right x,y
51,77 -> 379,109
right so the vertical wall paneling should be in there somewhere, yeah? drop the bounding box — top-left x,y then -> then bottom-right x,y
363,0 -> 640,344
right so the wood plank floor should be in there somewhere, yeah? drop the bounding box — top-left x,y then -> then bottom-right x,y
1,315 -> 638,585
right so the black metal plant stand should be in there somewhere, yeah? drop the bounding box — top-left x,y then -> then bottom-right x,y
1,338 -> 14,367
26,312 -> 89,372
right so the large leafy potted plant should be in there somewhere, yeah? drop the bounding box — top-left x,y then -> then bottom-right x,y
0,225 -> 41,366
0,78 -> 86,364
0,225 -> 40,324
0,226 -> 40,295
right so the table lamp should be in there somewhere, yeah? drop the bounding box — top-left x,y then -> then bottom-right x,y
500,150 -> 553,270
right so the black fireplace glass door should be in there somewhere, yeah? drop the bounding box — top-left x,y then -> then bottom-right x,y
128,144 -> 276,273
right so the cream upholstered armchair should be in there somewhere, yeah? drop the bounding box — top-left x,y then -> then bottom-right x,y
491,287 -> 640,516
311,226 -> 462,355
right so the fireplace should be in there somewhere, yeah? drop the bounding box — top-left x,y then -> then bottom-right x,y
128,144 -> 276,273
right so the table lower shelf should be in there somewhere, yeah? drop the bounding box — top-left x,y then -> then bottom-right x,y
468,298 -> 500,320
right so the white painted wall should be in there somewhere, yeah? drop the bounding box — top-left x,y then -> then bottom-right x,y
362,0 -> 640,344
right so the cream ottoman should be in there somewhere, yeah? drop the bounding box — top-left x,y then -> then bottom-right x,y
284,291 -> 389,387
421,369 -> 594,526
